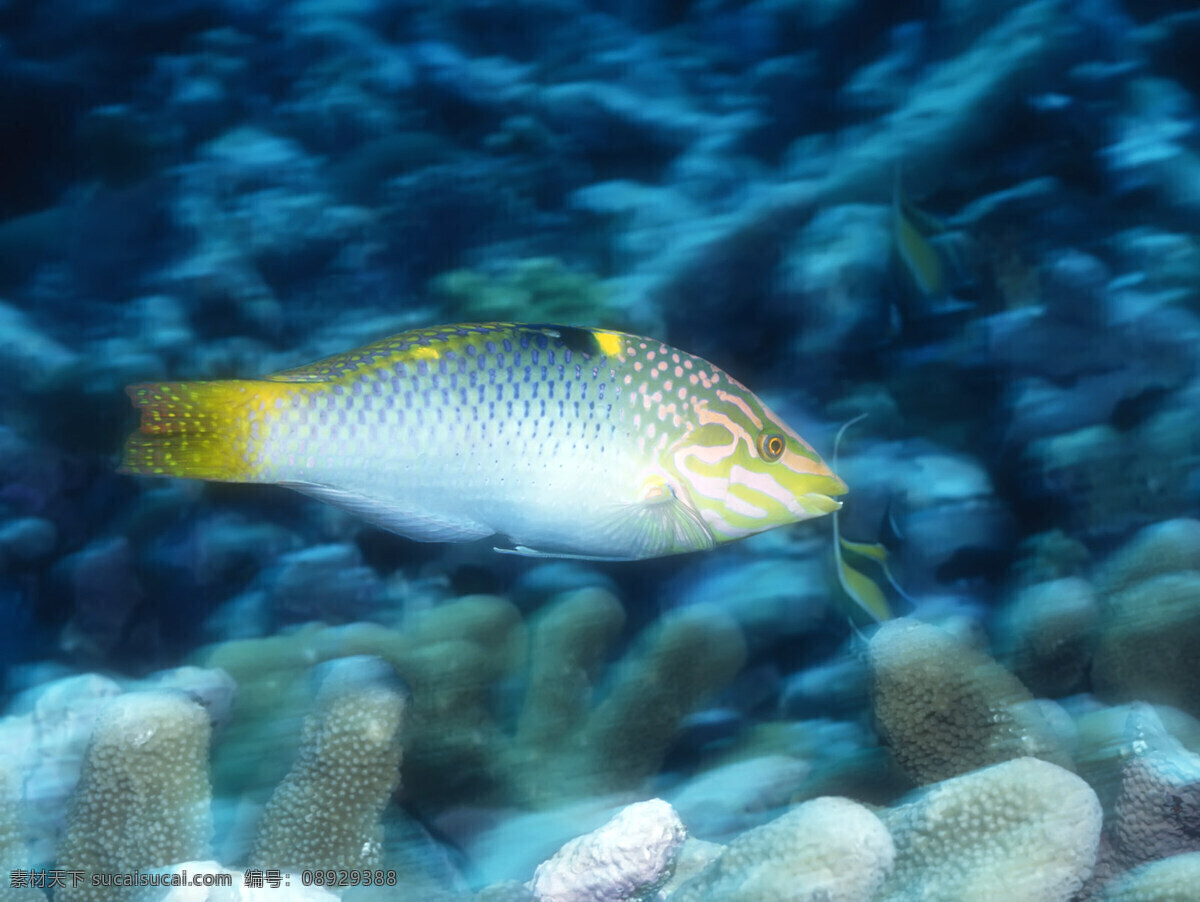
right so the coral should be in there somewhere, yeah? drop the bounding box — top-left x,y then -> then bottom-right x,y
0,761 -> 47,902
877,757 -> 1102,902
57,691 -> 213,902
1091,520 -> 1200,719
503,587 -> 626,801
203,595 -> 521,807
264,543 -> 383,626
666,755 -> 811,843
667,796 -> 894,902
1107,706 -> 1200,870
868,618 -> 1071,785
0,301 -> 79,392
53,537 -> 145,666
250,656 -> 408,872
475,884 -> 538,902
995,577 -> 1098,697
670,556 -> 828,655
428,258 -> 614,329
1021,420 -> 1197,542
527,799 -> 686,902
1100,852 -> 1200,902
204,589 -> 745,811
1099,576 -> 1200,712
504,595 -> 746,805
643,0 -> 1069,352
1094,519 -> 1200,599
0,672 -> 122,863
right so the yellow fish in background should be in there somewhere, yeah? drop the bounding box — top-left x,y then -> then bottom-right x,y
892,174 -> 974,329
121,323 -> 848,561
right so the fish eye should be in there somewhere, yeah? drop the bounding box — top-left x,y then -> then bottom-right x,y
758,432 -> 786,461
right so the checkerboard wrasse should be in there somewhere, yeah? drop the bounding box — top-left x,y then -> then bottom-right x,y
121,323 -> 847,560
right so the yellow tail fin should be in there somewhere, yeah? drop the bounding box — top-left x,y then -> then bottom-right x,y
120,381 -> 275,481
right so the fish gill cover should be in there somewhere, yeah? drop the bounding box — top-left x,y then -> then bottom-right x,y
0,0 -> 1199,899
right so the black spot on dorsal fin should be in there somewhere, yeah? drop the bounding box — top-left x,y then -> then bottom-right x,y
536,324 -> 604,358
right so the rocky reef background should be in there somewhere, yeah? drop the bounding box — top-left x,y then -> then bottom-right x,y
2,0 -> 1200,899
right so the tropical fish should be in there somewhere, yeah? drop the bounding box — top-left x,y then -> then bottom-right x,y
891,175 -> 974,331
828,416 -> 906,624
120,323 -> 848,561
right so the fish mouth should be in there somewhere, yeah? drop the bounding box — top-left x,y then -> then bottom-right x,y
792,472 -> 847,518
798,492 -> 843,516
806,471 -> 849,498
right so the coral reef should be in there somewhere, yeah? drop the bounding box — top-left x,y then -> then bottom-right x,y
868,618 -> 1070,785
249,656 -> 408,872
57,692 -> 213,902
1091,520 -> 1200,718
527,799 -> 685,902
668,796 -> 893,902
2,0 -> 1200,896
428,259 -> 621,330
203,589 -> 745,811
877,758 -> 1102,902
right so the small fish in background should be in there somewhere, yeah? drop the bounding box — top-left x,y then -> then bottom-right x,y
120,323 -> 847,561
891,174 -> 975,336
829,416 -> 909,625
834,514 -> 909,625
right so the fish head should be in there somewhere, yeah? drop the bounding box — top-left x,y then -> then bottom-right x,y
662,390 -> 847,544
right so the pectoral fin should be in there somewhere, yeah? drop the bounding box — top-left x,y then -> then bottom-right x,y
595,476 -> 716,559
495,477 -> 715,561
279,481 -> 493,543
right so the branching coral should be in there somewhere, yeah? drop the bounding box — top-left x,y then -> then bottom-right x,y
203,589 -> 746,810
1,761 -> 46,902
250,656 -> 408,872
502,594 -> 746,805
57,691 -> 213,902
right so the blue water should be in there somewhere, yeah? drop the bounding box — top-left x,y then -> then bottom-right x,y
1,1 -> 1199,898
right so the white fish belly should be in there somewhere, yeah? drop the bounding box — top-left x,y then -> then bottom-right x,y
252,372 -> 653,554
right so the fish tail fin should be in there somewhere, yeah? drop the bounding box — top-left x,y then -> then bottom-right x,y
120,380 -> 282,481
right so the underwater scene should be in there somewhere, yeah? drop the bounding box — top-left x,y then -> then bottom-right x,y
2,0 -> 1200,899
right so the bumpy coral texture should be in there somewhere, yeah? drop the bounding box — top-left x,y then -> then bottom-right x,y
205,589 -> 745,810
250,655 -> 408,872
56,691 -> 213,902
1,762 -> 47,902
1108,706 -> 1200,870
528,798 -> 686,901
1100,852 -> 1200,902
877,757 -> 1102,902
869,618 -> 1070,784
667,796 -> 894,902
